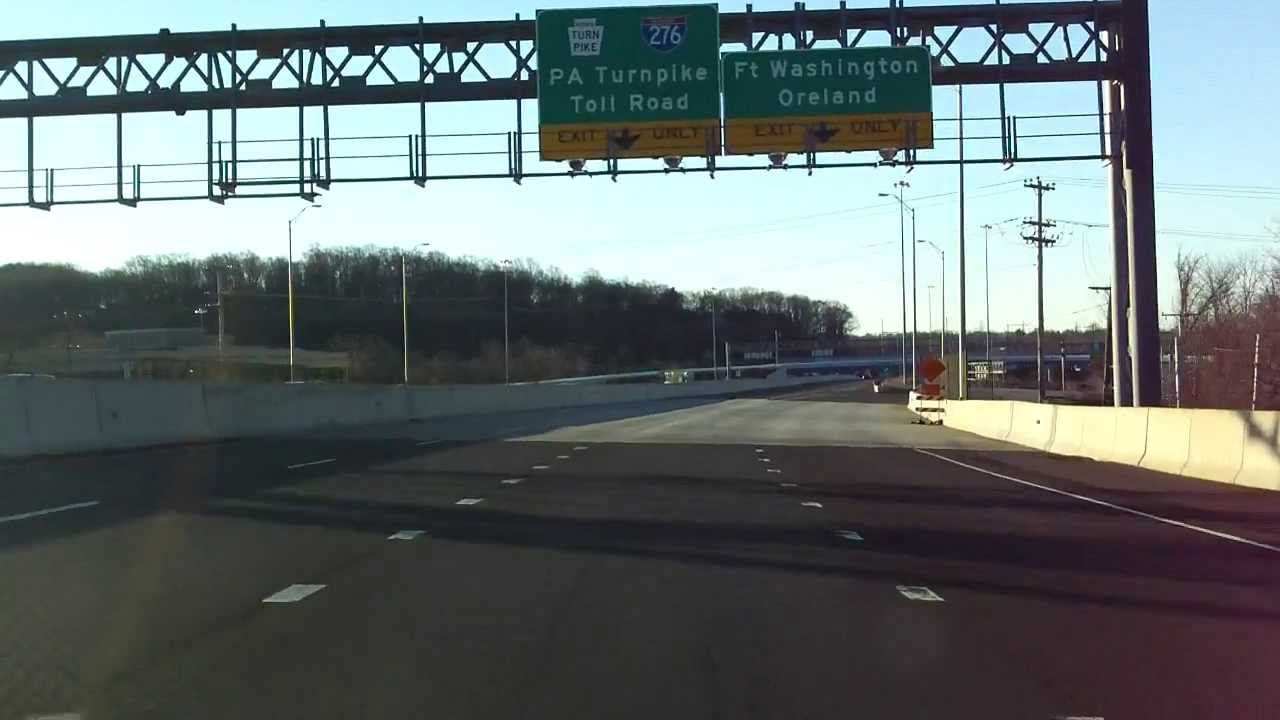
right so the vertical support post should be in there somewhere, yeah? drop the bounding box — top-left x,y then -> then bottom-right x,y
1252,333 -> 1262,412
957,85 -> 967,399
1121,0 -> 1161,407
726,341 -> 732,379
230,24 -> 239,190
297,46 -> 306,198
402,253 -> 410,385
1172,333 -> 1181,408
1036,231 -> 1046,403
321,20 -> 332,189
116,56 -> 125,204
711,295 -> 718,381
26,61 -> 35,207
911,207 -> 918,388
514,12 -> 524,184
288,219 -> 295,383
207,51 -> 217,201
1107,79 -> 1132,406
217,271 -> 225,359
417,16 -> 428,187
984,225 -> 993,396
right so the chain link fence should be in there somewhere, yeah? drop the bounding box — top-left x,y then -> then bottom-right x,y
1164,332 -> 1280,410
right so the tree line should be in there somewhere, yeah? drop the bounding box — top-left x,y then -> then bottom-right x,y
0,247 -> 857,381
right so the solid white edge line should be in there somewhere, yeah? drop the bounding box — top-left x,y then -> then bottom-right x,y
0,500 -> 101,526
286,458 -> 337,470
416,440 -> 442,447
914,448 -> 1280,554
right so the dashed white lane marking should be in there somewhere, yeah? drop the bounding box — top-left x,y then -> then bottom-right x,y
416,440 -> 442,447
556,455 -> 570,460
780,483 -> 798,488
0,500 -> 100,526
287,458 -> 336,470
387,530 -> 426,541
1052,716 -> 1105,720
501,478 -> 525,485
896,585 -> 945,602
800,501 -> 823,509
263,584 -> 326,603
754,448 -> 764,453
758,458 -> 772,463
836,530 -> 864,541
456,498 -> 484,506
574,446 -> 590,451
25,713 -> 82,720
766,468 -> 782,474
916,448 -> 1280,555
531,465 -> 551,471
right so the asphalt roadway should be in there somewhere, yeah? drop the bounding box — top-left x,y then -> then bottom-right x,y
3,381 -> 1280,719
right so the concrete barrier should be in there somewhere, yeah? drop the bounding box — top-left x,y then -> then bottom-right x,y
1138,407 -> 1194,476
0,378 -> 34,456
95,381 -> 212,450
1109,407 -> 1151,466
1078,405 -> 1119,462
1006,402 -> 1057,451
1,374 -> 841,459
20,379 -> 102,455
1180,409 -> 1247,485
1048,405 -> 1090,457
1236,411 -> 1280,490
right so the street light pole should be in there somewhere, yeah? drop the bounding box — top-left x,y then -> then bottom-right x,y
958,84 -> 968,399
711,289 -> 718,380
983,224 -> 993,395
287,203 -> 321,383
881,184 -> 912,385
502,259 -> 512,385
920,239 -> 945,366
402,242 -> 429,385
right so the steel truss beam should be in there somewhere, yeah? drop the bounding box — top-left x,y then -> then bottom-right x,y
0,1 -> 1122,119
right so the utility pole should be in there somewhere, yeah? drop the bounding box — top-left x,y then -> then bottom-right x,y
1090,286 -> 1112,406
1022,177 -> 1057,404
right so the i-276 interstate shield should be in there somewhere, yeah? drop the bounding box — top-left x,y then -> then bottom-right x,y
535,5 -> 722,160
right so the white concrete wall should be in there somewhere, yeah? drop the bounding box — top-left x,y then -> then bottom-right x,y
0,375 -> 832,459
938,397 -> 1280,490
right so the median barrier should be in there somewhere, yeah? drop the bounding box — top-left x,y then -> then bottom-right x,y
1078,405 -> 1119,462
1180,409 -> 1247,485
1236,411 -> 1280,490
20,378 -> 101,455
1138,407 -> 1193,476
1109,407 -> 1151,466
941,400 -> 1013,441
1048,405 -> 1090,457
0,378 -> 32,457
94,380 -> 212,451
1006,402 -> 1057,451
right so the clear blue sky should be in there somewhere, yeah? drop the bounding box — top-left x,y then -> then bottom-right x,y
1,0 -> 1276,338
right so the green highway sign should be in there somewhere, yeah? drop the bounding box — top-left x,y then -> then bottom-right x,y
721,46 -> 934,155
535,4 -> 722,160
